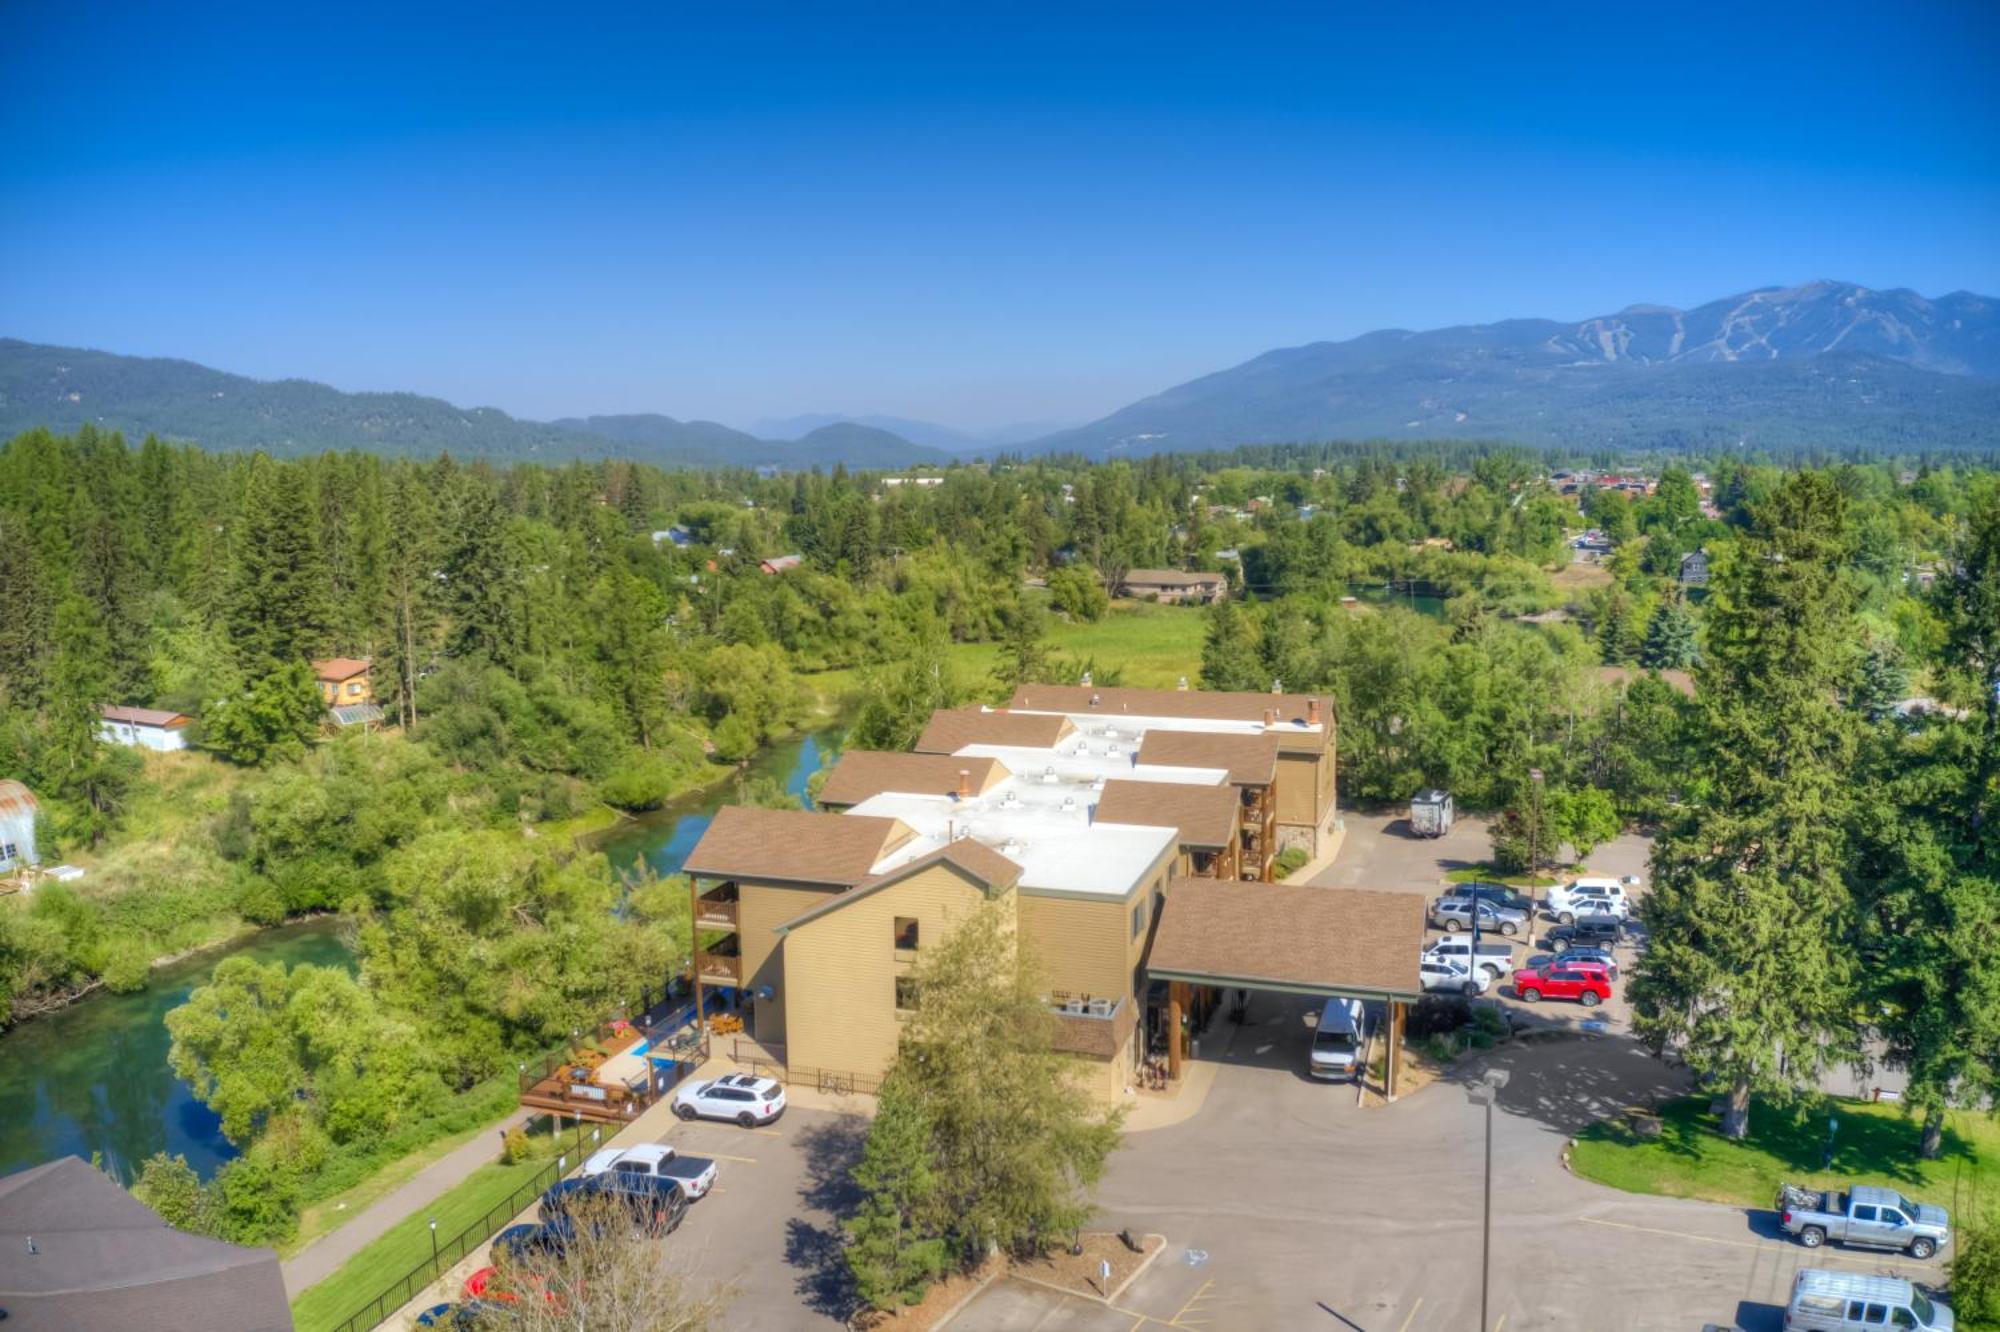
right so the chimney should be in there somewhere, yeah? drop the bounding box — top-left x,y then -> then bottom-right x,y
1308,697 -> 1322,726
1262,708 -> 1275,727
957,768 -> 971,799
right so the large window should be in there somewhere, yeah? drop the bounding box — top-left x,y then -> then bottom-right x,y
893,916 -> 919,952
1130,898 -> 1147,940
894,976 -> 920,1012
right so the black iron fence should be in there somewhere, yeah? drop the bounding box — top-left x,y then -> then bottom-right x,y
728,1040 -> 884,1097
326,1154 -> 564,1332
326,997 -> 711,1332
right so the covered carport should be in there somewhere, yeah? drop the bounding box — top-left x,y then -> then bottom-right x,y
1144,877 -> 1428,1098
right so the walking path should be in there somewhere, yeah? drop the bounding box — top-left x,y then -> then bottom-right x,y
281,1111 -> 529,1298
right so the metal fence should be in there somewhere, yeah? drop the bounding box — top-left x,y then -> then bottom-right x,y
729,1040 -> 883,1097
326,1154 -> 564,1332
327,1001 -> 710,1332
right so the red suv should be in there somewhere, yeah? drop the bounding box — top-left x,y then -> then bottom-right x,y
1513,960 -> 1612,1006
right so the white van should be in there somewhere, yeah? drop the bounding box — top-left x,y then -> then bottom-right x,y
1785,1269 -> 1953,1331
1308,998 -> 1366,1080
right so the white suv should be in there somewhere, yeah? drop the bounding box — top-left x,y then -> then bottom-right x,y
1545,877 -> 1634,923
672,1073 -> 787,1126
1423,936 -> 1516,980
1419,958 -> 1490,997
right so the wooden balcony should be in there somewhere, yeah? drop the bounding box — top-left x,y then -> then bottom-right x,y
695,895 -> 739,931
696,948 -> 741,985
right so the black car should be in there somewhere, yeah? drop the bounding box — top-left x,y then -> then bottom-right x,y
539,1172 -> 688,1235
1544,914 -> 1623,953
1442,881 -> 1535,915
495,1218 -> 576,1263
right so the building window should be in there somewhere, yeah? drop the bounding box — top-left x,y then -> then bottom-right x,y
0,842 -> 16,862
347,681 -> 365,696
1131,899 -> 1147,940
893,916 -> 919,952
894,976 -> 919,1012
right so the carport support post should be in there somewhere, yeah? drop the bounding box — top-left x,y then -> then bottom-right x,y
1386,1000 -> 1405,1101
1167,981 -> 1189,1080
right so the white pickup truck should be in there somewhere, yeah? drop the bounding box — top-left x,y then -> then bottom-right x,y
1422,935 -> 1516,979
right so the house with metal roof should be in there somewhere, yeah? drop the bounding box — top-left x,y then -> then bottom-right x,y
98,705 -> 192,753
0,780 -> 40,875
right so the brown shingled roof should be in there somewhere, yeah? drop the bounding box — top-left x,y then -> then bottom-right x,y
100,704 -> 191,728
1093,779 -> 1238,849
912,708 -> 1075,754
818,752 -> 1009,808
773,840 -> 1024,936
1049,997 -> 1139,1059
311,657 -> 372,682
1134,730 -> 1279,785
1147,879 -> 1425,999
1122,569 -> 1227,588
683,806 -> 914,886
1006,683 -> 1332,752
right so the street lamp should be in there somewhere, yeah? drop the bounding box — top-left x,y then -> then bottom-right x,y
1467,1068 -> 1511,1332
428,1217 -> 438,1271
1527,769 -> 1545,934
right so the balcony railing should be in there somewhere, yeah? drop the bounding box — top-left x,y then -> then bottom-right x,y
696,949 -> 741,984
695,897 -> 739,930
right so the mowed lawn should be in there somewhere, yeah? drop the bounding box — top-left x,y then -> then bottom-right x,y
289,1143 -> 566,1332
1572,1093 -> 2000,1213
806,599 -> 1209,704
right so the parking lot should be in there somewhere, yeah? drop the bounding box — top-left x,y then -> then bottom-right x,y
413,1104 -> 866,1328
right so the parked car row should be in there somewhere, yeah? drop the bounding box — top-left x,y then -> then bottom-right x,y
417,1076 -> 788,1327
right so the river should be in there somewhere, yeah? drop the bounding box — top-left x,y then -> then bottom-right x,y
595,721 -> 842,877
0,724 -> 843,1183
0,920 -> 354,1181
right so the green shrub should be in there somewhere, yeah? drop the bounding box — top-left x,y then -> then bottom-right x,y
1951,1213 -> 2000,1327
1273,846 -> 1310,878
599,752 -> 683,810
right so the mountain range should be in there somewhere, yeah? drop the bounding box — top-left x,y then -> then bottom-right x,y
4,282 -> 1996,466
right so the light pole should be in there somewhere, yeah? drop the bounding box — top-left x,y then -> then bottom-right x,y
1467,1068 -> 1510,1332
428,1217 -> 438,1272
1527,768 -> 1545,934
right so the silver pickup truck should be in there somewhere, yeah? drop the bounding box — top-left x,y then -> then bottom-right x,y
1778,1183 -> 1950,1259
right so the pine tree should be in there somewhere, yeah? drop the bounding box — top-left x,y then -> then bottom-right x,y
226,455 -> 330,674
439,480 -> 515,666
0,512 -> 53,709
1629,473 -> 1862,1138
1638,598 -> 1698,671
1851,640 -> 1908,722
1199,599 -> 1264,691
378,469 -> 438,727
844,1079 -> 949,1309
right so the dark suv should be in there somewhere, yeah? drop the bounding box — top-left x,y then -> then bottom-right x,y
1442,882 -> 1535,916
540,1172 -> 688,1235
1544,914 -> 1623,953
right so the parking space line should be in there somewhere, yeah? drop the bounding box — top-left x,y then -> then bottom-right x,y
1167,1277 -> 1214,1327
701,1151 -> 759,1164
1492,1316 -> 1506,1332
1581,1217 -> 1936,1272
1395,1296 -> 1424,1332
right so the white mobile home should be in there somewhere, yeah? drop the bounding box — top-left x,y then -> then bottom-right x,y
0,780 -> 40,873
99,705 -> 192,753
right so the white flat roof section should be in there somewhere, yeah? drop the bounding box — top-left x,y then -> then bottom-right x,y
949,742 -> 1229,789
845,780 -> 1177,900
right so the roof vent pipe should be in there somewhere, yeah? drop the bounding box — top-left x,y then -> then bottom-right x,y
1080,670 -> 1093,687
1177,675 -> 1189,691
957,768 -> 971,799
1089,693 -> 1101,708
1271,678 -> 1283,694
1308,697 -> 1322,726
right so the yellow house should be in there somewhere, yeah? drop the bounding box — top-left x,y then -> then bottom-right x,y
312,658 -> 374,708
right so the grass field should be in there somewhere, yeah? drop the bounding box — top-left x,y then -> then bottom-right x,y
1572,1093 -> 1999,1215
289,1128 -> 571,1332
804,599 -> 1209,705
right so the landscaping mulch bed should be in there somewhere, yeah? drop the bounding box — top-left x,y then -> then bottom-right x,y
1008,1231 -> 1163,1299
852,1254 -> 1003,1331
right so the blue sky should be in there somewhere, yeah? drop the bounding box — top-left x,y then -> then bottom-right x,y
3,2 -> 1996,431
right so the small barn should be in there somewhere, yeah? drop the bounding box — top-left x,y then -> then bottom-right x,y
1679,549 -> 1710,588
98,705 -> 192,753
0,780 -> 39,874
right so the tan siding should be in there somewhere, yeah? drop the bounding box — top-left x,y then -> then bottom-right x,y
783,865 -> 997,1079
1275,751 -> 1320,827
1018,895 -> 1132,1004
737,880 -> 839,1046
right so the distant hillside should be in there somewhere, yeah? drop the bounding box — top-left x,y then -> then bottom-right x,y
751,412 -> 1074,452
0,341 -> 944,469
1030,282 -> 2000,456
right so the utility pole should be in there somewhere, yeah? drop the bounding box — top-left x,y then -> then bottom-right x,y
1468,1069 -> 1511,1332
1527,768 -> 1545,932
